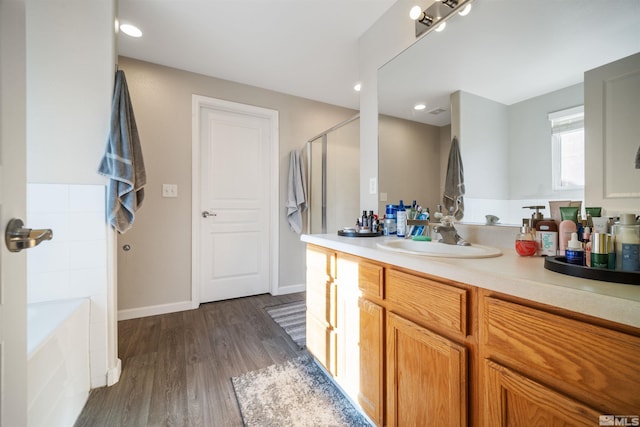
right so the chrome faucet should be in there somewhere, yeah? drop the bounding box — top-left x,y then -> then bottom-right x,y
433,216 -> 470,246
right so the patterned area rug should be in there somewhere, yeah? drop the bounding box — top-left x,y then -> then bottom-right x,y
231,356 -> 371,427
266,300 -> 306,349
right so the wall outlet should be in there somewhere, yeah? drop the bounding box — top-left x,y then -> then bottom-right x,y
369,177 -> 377,195
380,192 -> 387,202
162,184 -> 178,198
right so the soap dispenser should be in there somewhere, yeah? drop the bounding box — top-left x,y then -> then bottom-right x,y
515,225 -> 537,256
522,205 -> 545,229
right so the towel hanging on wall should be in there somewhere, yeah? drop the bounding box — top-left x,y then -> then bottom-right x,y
443,136 -> 465,221
98,69 -> 147,233
286,149 -> 307,234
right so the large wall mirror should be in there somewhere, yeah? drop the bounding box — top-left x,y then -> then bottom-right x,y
378,0 -> 640,225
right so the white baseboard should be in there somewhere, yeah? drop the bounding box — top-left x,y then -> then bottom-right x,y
118,300 -> 194,321
273,283 -> 306,295
107,358 -> 122,386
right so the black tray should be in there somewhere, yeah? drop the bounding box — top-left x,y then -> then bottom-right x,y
544,256 -> 640,285
337,229 -> 383,238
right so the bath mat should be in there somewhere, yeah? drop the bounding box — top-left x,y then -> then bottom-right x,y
231,355 -> 371,427
266,300 -> 306,349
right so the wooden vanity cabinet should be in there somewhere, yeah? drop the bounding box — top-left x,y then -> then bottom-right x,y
480,293 -> 640,426
305,245 -> 337,376
385,268 -> 473,427
305,246 -> 640,427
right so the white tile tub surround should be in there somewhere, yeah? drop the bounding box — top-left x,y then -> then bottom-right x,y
27,183 -> 110,388
27,299 -> 90,427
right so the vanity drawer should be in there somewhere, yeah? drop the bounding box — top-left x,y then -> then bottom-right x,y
482,296 -> 640,413
306,244 -> 336,282
337,254 -> 384,300
386,269 -> 468,337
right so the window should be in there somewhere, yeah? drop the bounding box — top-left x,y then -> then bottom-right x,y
549,106 -> 584,191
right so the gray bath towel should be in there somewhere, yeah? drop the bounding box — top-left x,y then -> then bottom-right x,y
98,70 -> 146,233
286,150 -> 307,234
443,136 -> 465,221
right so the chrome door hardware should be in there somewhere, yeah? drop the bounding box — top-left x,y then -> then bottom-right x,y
202,211 -> 217,218
5,218 -> 53,253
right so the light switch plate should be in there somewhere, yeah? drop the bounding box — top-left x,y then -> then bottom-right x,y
369,177 -> 377,194
162,184 -> 178,198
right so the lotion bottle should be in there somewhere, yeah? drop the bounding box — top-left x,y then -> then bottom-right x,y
612,213 -> 640,271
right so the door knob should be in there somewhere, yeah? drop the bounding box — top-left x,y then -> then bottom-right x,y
5,218 -> 53,253
202,211 -> 217,218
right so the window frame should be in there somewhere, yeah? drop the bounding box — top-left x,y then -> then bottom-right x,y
549,105 -> 585,192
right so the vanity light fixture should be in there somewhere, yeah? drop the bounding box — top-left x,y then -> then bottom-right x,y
120,23 -> 142,38
411,0 -> 472,38
458,3 -> 472,16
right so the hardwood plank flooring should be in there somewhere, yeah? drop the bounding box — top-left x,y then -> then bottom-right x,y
75,292 -> 306,427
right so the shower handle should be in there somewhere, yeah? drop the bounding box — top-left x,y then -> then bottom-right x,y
202,211 -> 217,218
5,218 -> 53,253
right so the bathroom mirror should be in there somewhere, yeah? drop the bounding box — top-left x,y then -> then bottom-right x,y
378,0 -> 640,225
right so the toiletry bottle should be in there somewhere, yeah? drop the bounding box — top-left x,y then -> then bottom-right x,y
397,200 -> 407,238
535,220 -> 558,256
612,213 -> 640,271
565,232 -> 585,265
515,225 -> 537,256
558,220 -> 577,256
582,226 -> 591,266
590,233 -> 610,269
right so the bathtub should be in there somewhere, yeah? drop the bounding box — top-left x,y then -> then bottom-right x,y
27,298 -> 90,427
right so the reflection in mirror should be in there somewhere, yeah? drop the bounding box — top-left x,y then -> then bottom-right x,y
306,116 -> 360,234
378,0 -> 640,225
377,115 -> 446,218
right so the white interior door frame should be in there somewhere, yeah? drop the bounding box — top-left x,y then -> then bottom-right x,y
191,95 -> 279,307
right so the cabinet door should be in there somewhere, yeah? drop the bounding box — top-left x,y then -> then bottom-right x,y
359,298 -> 384,426
306,246 -> 337,375
387,312 -> 467,427
485,360 -> 601,427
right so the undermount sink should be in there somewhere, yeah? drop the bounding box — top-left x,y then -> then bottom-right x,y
377,239 -> 502,259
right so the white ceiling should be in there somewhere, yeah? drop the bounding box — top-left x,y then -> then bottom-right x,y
117,0 -> 397,110
117,0 -> 640,124
379,0 -> 640,126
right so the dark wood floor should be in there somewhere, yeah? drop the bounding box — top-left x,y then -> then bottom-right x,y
75,292 -> 306,427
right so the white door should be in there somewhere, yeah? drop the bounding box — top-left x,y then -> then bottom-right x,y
0,0 -> 28,425
199,104 -> 273,302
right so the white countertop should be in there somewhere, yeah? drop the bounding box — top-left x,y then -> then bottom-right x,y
301,233 -> 640,328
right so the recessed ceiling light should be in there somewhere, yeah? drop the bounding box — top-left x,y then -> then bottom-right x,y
353,82 -> 362,92
414,103 -> 427,111
120,24 -> 142,38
